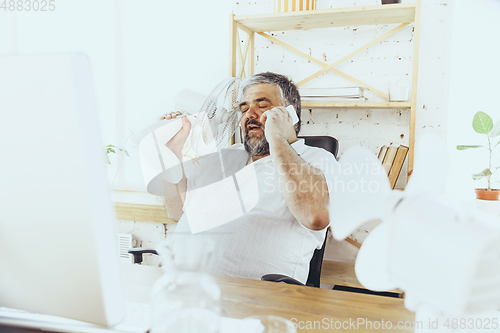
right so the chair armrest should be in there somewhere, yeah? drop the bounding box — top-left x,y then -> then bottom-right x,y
128,248 -> 158,264
261,274 -> 305,286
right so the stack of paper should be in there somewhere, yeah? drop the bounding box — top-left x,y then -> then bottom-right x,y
300,86 -> 367,103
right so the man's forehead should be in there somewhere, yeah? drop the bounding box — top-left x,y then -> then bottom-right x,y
242,83 -> 281,101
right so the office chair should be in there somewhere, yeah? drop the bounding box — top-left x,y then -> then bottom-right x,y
261,135 -> 338,288
129,135 -> 339,288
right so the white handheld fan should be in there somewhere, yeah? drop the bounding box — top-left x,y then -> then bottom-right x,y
190,77 -> 243,156
329,133 -> 500,332
136,77 -> 243,195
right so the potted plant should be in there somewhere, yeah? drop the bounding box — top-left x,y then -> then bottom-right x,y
457,111 -> 500,201
105,144 -> 129,165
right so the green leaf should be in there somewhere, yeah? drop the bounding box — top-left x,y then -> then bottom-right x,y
457,145 -> 483,150
124,150 -> 130,157
108,148 -> 116,154
473,111 -> 493,134
495,140 -> 500,148
472,168 -> 493,180
488,120 -> 500,138
472,173 -> 484,180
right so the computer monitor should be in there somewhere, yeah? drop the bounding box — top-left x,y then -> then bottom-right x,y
0,54 -> 125,328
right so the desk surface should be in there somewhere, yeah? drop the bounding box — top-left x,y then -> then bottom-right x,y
125,264 -> 414,333
0,264 -> 414,333
215,275 -> 413,332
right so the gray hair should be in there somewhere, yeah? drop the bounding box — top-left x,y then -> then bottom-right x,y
242,72 -> 301,135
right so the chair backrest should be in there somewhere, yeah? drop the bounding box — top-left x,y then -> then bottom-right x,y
299,135 -> 339,158
298,135 -> 338,287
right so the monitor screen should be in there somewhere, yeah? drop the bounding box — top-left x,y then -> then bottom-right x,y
0,54 -> 125,327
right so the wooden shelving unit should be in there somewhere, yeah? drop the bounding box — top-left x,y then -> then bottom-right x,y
233,3 -> 416,32
302,102 -> 411,109
229,2 -> 421,175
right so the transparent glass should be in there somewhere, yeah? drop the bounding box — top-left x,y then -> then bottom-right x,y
150,237 -> 221,333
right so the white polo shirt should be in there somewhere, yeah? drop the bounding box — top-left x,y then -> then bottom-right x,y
173,139 -> 338,284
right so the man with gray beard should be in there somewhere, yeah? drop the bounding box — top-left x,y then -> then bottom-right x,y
163,72 -> 338,284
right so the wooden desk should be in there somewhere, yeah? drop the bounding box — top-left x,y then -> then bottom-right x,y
0,265 -> 414,333
124,265 -> 414,333
215,275 -> 413,332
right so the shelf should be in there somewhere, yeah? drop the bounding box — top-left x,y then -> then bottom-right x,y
114,202 -> 177,224
234,3 -> 416,33
301,102 -> 411,109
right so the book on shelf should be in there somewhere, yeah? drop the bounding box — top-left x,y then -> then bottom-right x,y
388,145 -> 408,189
378,146 -> 388,162
382,146 -> 398,175
299,86 -> 366,98
377,144 -> 409,189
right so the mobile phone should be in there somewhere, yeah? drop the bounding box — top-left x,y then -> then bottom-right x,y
286,105 -> 299,125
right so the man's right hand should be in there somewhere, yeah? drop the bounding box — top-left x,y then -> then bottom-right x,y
158,112 -> 192,159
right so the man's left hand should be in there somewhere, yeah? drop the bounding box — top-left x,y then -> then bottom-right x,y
260,106 -> 296,145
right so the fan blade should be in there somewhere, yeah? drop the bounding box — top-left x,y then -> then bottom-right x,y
329,146 -> 392,241
405,132 -> 448,197
354,221 -> 398,291
174,89 -> 207,115
191,77 -> 243,151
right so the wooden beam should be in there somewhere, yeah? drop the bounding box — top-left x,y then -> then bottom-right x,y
236,29 -> 245,78
239,36 -> 251,78
297,23 -> 410,86
345,237 -> 361,249
236,23 -> 253,36
301,102 -> 410,109
258,32 -> 389,99
229,14 -> 237,77
249,32 -> 255,75
408,0 -> 421,178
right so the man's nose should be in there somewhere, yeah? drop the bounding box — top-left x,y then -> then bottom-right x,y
246,105 -> 259,120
